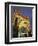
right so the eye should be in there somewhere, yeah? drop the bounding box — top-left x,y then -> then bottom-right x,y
24,22 -> 27,24
21,19 -> 22,21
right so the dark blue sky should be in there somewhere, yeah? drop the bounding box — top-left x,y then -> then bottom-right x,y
11,6 -> 33,24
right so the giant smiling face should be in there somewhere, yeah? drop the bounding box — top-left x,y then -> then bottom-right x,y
18,19 -> 30,30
